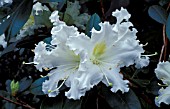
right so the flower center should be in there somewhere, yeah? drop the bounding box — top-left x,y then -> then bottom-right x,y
91,41 -> 106,65
93,41 -> 106,58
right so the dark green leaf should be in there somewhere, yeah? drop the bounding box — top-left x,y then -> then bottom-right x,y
63,99 -> 82,109
146,81 -> 161,95
0,0 -> 33,42
40,95 -> 63,109
0,41 -> 18,57
33,9 -> 52,28
29,77 -> 48,95
148,5 -> 168,24
159,0 -> 170,6
5,80 -> 11,93
166,13 -> 170,41
19,77 -> 33,92
43,37 -> 52,44
131,79 -> 150,88
0,90 -> 16,109
57,0 -> 66,11
85,13 -> 101,37
102,87 -> 142,109
38,0 -> 63,3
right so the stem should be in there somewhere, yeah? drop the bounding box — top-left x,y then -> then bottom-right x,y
100,0 -> 106,21
0,95 -> 36,109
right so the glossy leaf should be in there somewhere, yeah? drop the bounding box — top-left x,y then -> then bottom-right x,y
0,90 -> 16,109
102,86 -> 142,109
29,77 -> 48,95
19,77 -> 33,92
85,13 -> 101,37
159,0 -> 170,6
40,95 -> 63,109
166,13 -> 170,41
63,99 -> 82,109
148,5 -> 168,24
0,0 -> 33,42
5,80 -> 12,93
37,0 -> 63,3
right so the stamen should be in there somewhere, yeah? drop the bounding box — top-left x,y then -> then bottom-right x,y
158,83 -> 168,87
98,65 -> 113,87
143,42 -> 148,46
141,52 -> 157,57
47,77 -> 68,93
23,61 -> 38,65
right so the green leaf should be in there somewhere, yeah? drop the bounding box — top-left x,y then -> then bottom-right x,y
10,80 -> 19,96
0,90 -> 16,109
33,9 -> 52,28
85,13 -> 101,37
159,0 -> 170,6
148,5 -> 168,24
166,13 -> 170,41
29,77 -> 48,95
40,95 -> 63,109
0,0 -> 33,42
37,0 -> 63,3
102,86 -> 142,109
19,77 -> 33,92
63,99 -> 82,109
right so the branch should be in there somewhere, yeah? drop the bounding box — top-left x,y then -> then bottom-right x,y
0,95 -> 36,109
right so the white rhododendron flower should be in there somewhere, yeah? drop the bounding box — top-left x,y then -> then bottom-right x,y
0,0 -> 13,7
155,61 -> 170,107
34,11 -> 102,99
67,7 -> 149,94
0,34 -> 7,48
33,2 -> 49,16
34,8 -> 149,100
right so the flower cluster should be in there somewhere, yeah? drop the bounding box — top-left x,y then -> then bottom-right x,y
155,61 -> 170,107
34,8 -> 149,100
0,0 -> 13,7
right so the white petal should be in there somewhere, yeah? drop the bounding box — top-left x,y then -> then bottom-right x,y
112,7 -> 131,25
51,25 -> 78,45
135,56 -> 149,68
91,22 -> 118,47
155,86 -> 170,107
34,42 -> 54,71
66,33 -> 91,55
102,67 -> 129,93
42,68 -> 71,97
0,34 -> 7,48
155,61 -> 170,85
65,62 -> 103,99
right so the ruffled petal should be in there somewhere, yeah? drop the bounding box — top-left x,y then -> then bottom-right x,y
91,22 -> 118,47
51,25 -> 78,45
112,7 -> 131,30
34,41 -> 55,71
155,61 -> 170,85
135,56 -> 149,68
101,67 -> 129,93
66,33 -> 91,55
65,62 -> 103,99
155,86 -> 170,107
42,68 -> 71,97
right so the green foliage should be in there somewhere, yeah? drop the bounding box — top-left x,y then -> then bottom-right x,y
29,77 -> 48,95
37,0 -> 64,3
148,5 -> 168,24
10,80 -> 19,96
85,13 -> 101,37
0,0 -> 33,42
101,86 -> 142,109
166,13 -> 170,41
159,0 -> 170,6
